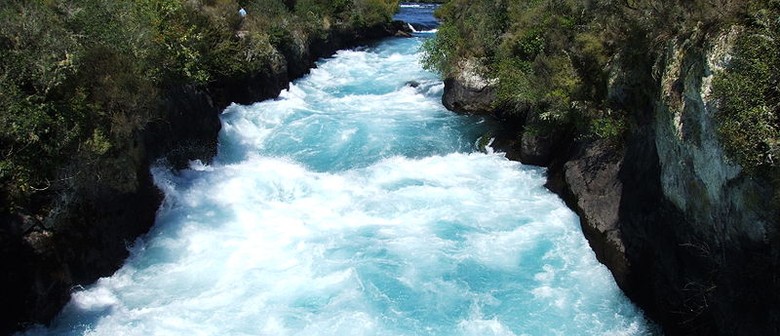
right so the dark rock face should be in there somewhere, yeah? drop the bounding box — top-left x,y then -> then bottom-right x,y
0,21 -> 404,335
516,114 -> 571,167
615,32 -> 780,335
0,219 -> 68,333
442,77 -> 496,115
547,140 -> 630,288
441,58 -> 497,115
475,105 -> 571,166
0,166 -> 162,334
442,27 -> 780,336
539,101 -> 779,336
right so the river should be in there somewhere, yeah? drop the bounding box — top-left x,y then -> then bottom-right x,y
22,4 -> 656,335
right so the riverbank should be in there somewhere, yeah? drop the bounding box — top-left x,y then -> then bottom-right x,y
21,26 -> 655,336
436,4 -> 780,333
0,1 -> 409,330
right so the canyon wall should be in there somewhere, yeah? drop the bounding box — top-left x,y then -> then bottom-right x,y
445,28 -> 780,335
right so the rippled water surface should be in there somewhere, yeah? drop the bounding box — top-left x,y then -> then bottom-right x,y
22,5 -> 657,336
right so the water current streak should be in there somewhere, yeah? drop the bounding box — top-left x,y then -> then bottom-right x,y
23,5 -> 656,336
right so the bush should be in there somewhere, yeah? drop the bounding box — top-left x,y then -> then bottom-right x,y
421,23 -> 458,75
422,0 -> 769,144
0,1 -> 85,204
713,2 -> 780,171
352,0 -> 399,27
0,0 -> 401,213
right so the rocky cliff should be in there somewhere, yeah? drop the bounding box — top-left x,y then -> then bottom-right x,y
0,21 -> 409,334
445,27 -> 780,335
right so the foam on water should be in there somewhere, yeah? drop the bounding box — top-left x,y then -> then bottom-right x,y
22,31 -> 656,336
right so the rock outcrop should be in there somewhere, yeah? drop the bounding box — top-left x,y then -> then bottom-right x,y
546,140 -> 630,288
620,27 -> 780,335
0,21 -> 409,335
442,58 -> 498,115
444,27 -> 780,335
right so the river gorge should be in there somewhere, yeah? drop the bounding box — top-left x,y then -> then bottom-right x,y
20,5 -> 656,335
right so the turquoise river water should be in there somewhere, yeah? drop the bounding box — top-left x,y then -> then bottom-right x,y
23,9 -> 657,336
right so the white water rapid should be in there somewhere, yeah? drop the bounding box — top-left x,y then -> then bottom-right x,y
22,17 -> 657,336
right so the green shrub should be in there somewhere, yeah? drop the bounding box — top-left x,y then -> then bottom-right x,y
713,5 -> 780,171
421,23 -> 458,75
352,0 -> 399,27
0,1 -> 84,203
494,56 -> 537,109
589,115 -> 627,141
0,0 -> 400,212
423,0 -> 769,145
